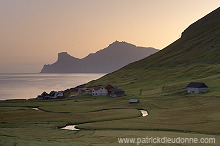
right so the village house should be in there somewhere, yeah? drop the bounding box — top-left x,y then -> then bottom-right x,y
108,88 -> 125,97
92,85 -> 114,96
49,91 -> 57,99
49,91 -> 64,98
129,99 -> 139,103
103,85 -> 115,91
79,88 -> 90,94
92,86 -> 108,96
186,82 -> 208,94
37,91 -> 64,99
69,88 -> 80,97
56,91 -> 64,98
37,91 -> 50,99
69,87 -> 90,97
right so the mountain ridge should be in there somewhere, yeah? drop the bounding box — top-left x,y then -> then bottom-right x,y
40,41 -> 158,73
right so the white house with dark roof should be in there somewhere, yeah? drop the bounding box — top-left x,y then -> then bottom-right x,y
50,91 -> 64,98
186,82 -> 208,93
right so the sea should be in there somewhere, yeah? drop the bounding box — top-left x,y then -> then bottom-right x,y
0,73 -> 105,100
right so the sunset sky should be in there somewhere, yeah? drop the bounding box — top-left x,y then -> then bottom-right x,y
0,0 -> 219,73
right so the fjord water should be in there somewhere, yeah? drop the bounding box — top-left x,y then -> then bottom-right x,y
0,73 -> 105,100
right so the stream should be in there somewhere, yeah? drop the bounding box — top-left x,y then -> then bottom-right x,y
61,125 -> 80,131
32,107 -> 42,111
61,109 -> 149,131
140,110 -> 148,117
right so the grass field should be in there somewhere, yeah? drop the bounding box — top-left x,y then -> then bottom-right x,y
0,89 -> 220,145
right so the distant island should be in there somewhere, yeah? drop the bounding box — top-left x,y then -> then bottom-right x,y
40,41 -> 158,73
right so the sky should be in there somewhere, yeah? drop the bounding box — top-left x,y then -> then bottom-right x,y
0,0 -> 219,73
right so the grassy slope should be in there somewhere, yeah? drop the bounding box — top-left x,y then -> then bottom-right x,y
87,7 -> 220,96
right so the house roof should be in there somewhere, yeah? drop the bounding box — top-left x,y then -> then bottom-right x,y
103,85 -> 115,90
93,85 -> 114,91
129,99 -> 139,103
41,91 -> 48,96
186,82 -> 208,88
93,86 -> 102,91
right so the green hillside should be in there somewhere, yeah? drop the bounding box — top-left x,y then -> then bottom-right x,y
87,7 -> 220,96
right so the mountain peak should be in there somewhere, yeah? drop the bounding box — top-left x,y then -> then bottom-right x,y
58,52 -> 79,61
58,52 -> 68,58
108,40 -> 136,48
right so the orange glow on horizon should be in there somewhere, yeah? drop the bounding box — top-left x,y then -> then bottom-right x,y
0,0 -> 219,73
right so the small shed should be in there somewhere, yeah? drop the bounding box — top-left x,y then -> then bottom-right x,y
129,99 -> 139,103
186,82 -> 208,94
108,88 -> 125,97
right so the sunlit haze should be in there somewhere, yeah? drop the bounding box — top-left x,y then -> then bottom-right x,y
0,0 -> 219,73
